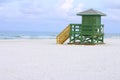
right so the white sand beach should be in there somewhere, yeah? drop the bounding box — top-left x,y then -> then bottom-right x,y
0,38 -> 120,80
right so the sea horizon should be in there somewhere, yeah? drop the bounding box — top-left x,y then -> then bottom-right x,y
0,31 -> 120,39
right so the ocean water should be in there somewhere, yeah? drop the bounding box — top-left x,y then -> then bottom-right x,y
0,31 -> 58,39
0,31 -> 120,39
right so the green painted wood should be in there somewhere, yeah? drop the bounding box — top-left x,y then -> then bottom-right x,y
69,24 -> 104,44
82,16 -> 101,25
68,9 -> 106,45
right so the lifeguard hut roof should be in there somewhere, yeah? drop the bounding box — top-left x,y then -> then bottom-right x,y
77,9 -> 106,16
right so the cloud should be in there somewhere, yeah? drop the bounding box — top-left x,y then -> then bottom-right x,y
100,0 -> 120,22
59,0 -> 74,13
0,0 -> 84,23
0,0 -> 14,3
74,3 -> 84,12
102,0 -> 120,9
55,0 -> 84,22
0,0 -> 45,20
0,1 -> 21,18
105,9 -> 120,22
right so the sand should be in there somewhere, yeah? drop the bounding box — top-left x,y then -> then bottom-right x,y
0,38 -> 120,80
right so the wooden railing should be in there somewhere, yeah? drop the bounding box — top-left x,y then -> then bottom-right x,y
56,25 -> 70,44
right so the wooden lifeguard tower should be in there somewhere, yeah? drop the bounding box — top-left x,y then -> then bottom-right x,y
57,9 -> 106,45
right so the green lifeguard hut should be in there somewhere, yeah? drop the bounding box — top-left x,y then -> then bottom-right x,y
69,9 -> 106,44
57,9 -> 106,45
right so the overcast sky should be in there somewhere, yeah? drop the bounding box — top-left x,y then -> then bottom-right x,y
0,0 -> 120,33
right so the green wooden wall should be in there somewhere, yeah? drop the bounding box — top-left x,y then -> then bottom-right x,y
82,16 -> 101,25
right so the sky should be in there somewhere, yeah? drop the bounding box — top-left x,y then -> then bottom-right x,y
0,0 -> 120,33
